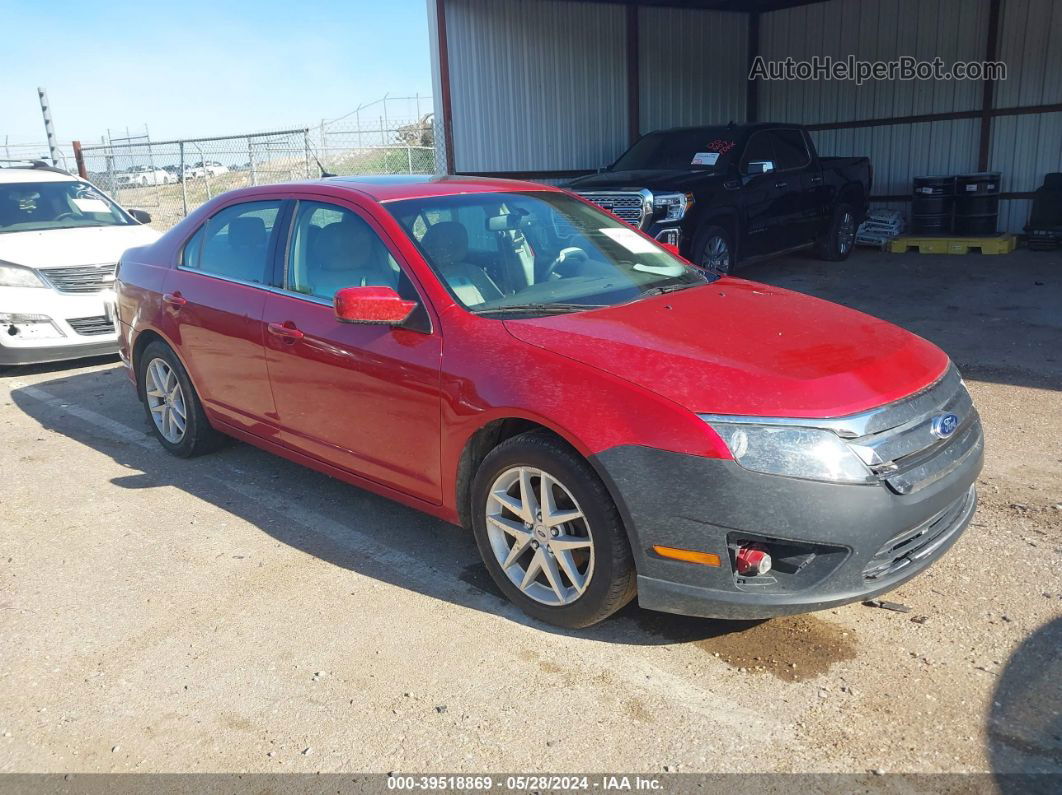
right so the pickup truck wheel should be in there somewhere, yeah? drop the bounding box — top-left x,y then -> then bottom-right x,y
694,226 -> 733,274
138,341 -> 227,458
471,431 -> 636,628
816,204 -> 857,261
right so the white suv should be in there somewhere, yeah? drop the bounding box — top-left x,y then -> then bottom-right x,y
0,162 -> 160,367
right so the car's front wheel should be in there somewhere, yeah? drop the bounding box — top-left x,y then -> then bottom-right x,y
694,225 -> 734,274
138,340 -> 227,457
471,431 -> 636,628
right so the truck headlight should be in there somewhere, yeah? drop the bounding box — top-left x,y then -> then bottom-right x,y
654,192 -> 693,222
702,418 -> 874,484
0,261 -> 47,288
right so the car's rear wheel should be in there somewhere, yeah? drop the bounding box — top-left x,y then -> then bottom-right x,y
816,203 -> 857,261
471,431 -> 636,628
138,340 -> 226,457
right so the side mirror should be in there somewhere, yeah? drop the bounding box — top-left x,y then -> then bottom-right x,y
334,286 -> 417,326
743,161 -> 775,177
128,208 -> 152,224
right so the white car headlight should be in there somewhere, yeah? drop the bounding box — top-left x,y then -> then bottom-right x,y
0,261 -> 47,288
703,418 -> 875,484
654,192 -> 693,222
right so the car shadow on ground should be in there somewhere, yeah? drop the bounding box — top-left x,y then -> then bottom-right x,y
10,366 -> 763,648
987,616 -> 1062,786
743,248 -> 1062,393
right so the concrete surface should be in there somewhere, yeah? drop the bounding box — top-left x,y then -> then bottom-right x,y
0,246 -> 1059,775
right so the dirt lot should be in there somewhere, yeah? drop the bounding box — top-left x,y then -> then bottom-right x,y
1,247 -> 1059,776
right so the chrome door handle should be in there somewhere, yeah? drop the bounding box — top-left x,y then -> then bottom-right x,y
774,181 -> 789,189
162,292 -> 187,307
267,322 -> 304,342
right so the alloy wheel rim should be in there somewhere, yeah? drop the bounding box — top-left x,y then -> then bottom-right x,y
838,212 -> 855,254
703,235 -> 731,271
145,358 -> 187,444
485,466 -> 594,606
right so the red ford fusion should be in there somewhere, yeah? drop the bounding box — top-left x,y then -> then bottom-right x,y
115,176 -> 983,628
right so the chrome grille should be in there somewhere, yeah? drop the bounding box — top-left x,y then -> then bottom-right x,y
41,264 -> 117,294
67,315 -> 116,336
843,366 -> 982,494
863,486 -> 975,581
576,190 -> 652,229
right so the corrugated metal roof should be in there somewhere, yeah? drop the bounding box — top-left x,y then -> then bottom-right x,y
995,0 -> 1062,107
760,0 -> 989,123
639,6 -> 747,130
445,0 -> 628,172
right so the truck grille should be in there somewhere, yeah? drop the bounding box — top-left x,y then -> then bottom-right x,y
863,486 -> 975,581
41,264 -> 117,294
575,191 -> 652,229
67,315 -> 116,336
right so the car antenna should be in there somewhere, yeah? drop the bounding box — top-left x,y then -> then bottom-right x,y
313,153 -> 336,179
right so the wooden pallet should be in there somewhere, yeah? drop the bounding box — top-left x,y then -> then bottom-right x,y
888,235 -> 1017,255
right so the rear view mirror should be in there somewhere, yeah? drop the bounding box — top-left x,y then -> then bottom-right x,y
334,286 -> 417,326
486,210 -> 532,232
128,208 -> 152,224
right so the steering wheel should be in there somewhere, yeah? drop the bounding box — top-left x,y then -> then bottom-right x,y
544,247 -> 588,280
53,212 -> 77,222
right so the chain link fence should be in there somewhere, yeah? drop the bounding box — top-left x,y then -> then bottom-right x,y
72,98 -> 437,230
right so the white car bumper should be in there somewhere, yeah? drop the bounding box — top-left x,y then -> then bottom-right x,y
0,286 -> 118,366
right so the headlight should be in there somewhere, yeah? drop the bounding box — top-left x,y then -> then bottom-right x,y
654,192 -> 693,222
704,419 -> 874,484
0,261 -> 47,288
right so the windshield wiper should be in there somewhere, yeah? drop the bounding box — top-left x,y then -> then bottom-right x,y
640,282 -> 701,297
472,302 -> 607,316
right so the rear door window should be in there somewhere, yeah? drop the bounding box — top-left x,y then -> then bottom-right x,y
180,200 -> 283,284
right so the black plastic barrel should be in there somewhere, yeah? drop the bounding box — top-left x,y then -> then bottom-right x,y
911,176 -> 955,234
954,172 -> 1001,236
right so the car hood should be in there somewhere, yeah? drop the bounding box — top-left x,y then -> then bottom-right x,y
0,224 -> 160,268
503,279 -> 949,418
567,169 -> 725,193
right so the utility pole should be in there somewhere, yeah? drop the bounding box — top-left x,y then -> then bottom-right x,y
37,87 -> 61,165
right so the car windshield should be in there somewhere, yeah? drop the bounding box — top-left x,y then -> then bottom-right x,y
611,128 -> 740,171
0,180 -> 135,234
387,191 -> 714,315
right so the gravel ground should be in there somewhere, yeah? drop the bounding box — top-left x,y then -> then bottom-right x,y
0,247 -> 1059,776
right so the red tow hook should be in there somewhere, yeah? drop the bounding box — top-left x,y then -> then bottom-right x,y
735,543 -> 772,576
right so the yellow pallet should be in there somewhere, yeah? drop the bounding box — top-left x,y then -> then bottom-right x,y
888,235 -> 1016,255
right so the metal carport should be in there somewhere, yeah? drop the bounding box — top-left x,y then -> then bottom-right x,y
427,0 -> 1062,232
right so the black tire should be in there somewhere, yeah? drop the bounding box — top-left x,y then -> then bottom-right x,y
138,340 -> 226,457
816,203 -> 857,261
693,224 -> 734,274
470,431 -> 637,628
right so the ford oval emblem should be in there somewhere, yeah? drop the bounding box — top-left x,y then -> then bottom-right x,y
931,413 -> 959,439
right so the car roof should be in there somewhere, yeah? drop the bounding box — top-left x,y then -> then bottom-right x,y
318,174 -> 562,202
0,167 -> 79,184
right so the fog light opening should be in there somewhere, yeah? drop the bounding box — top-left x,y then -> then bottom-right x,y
735,542 -> 772,576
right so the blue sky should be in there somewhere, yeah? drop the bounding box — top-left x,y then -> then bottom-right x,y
0,0 -> 433,145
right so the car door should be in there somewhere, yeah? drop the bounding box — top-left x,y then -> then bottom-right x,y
262,197 -> 444,504
771,128 -> 823,246
161,198 -> 287,435
737,131 -> 793,257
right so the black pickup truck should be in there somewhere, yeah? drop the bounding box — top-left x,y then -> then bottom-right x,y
567,123 -> 871,273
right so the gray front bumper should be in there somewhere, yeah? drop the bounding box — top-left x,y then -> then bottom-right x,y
0,339 -> 118,366
591,430 -> 983,620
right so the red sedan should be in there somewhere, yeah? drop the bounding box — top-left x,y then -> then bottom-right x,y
115,176 -> 983,628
